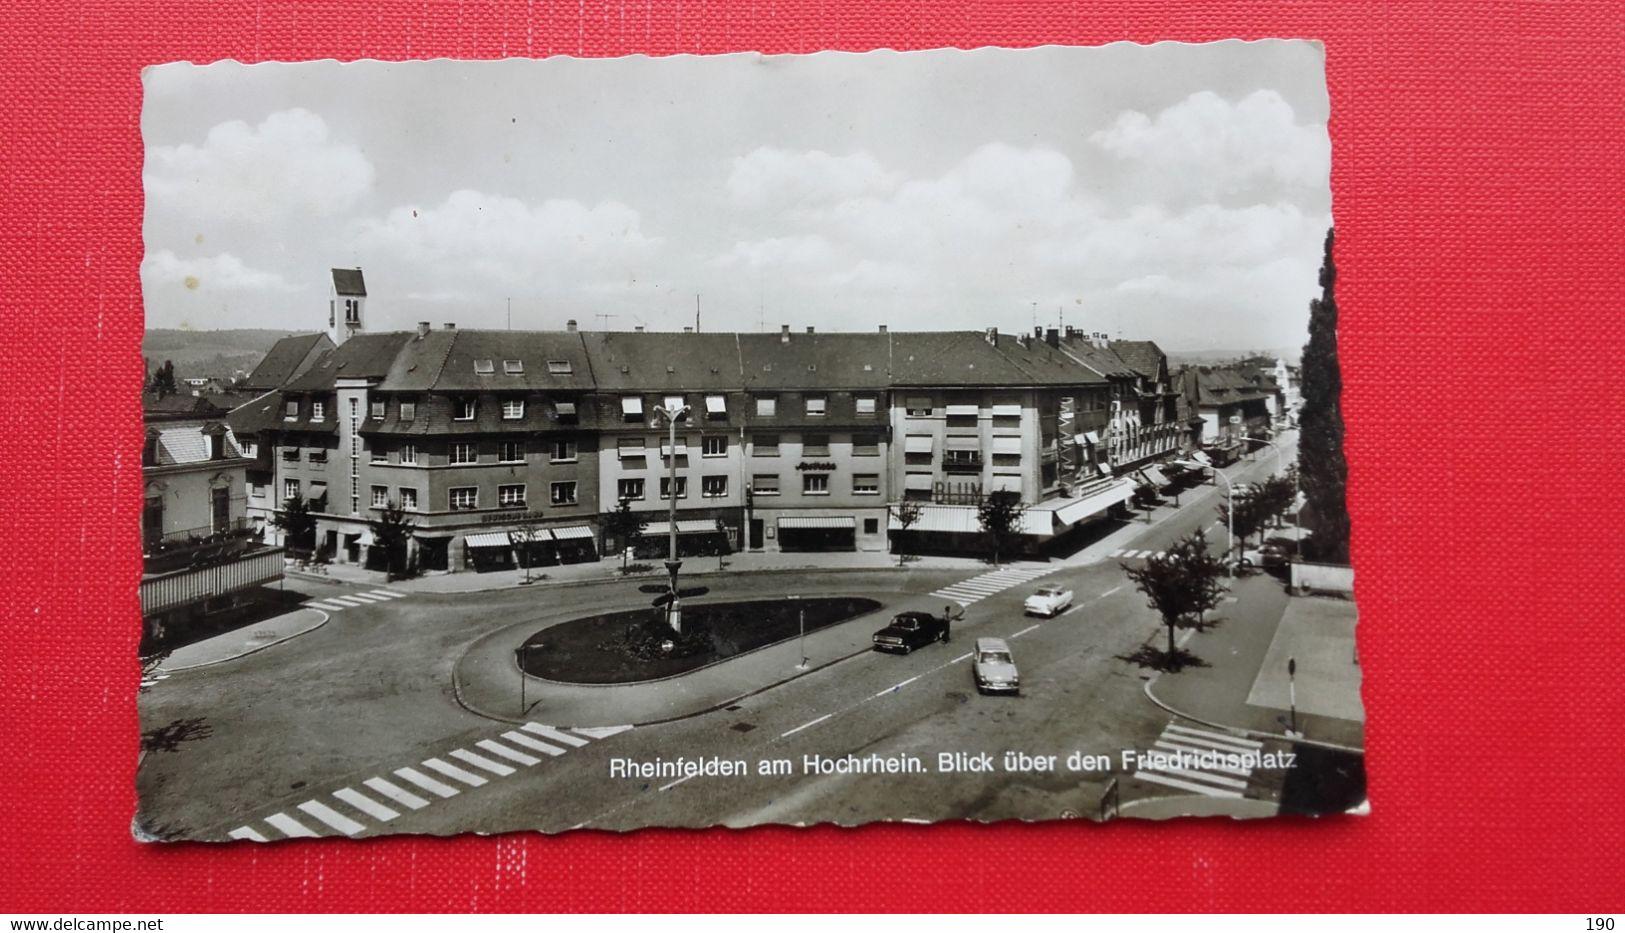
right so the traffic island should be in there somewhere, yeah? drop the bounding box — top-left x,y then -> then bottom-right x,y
517,597 -> 883,685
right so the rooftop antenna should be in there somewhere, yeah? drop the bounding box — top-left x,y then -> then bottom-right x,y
695,294 -> 701,334
594,311 -> 618,330
506,297 -> 511,331
1031,301 -> 1038,331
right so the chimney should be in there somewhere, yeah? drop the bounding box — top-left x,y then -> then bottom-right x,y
806,326 -> 815,334
416,321 -> 431,339
1034,325 -> 1043,340
566,319 -> 578,332
634,325 -> 645,333
1046,327 -> 1059,348
444,322 -> 456,331
878,324 -> 888,333
780,324 -> 791,344
985,326 -> 998,346
683,326 -> 694,334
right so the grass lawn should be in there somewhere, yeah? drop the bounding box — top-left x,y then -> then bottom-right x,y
519,596 -> 883,685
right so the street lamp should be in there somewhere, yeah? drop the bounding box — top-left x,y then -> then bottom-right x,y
514,642 -> 543,716
654,400 -> 692,632
1209,467 -> 1239,576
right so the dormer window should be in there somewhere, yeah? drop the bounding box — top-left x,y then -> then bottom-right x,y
621,396 -> 644,422
400,399 -> 416,421
502,399 -> 524,420
454,398 -> 476,421
284,400 -> 299,421
370,400 -> 386,419
705,395 -> 727,420
311,401 -> 325,422
546,360 -> 572,375
503,360 -> 524,374
473,359 -> 495,375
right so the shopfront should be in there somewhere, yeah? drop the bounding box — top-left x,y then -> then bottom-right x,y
776,515 -> 856,552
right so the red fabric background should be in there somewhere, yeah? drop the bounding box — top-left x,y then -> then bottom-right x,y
2,0 -> 1621,913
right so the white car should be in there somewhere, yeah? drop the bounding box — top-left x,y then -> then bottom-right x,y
1023,585 -> 1074,617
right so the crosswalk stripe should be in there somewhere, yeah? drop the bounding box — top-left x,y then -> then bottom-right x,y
263,812 -> 319,838
305,600 -> 348,611
572,725 -> 633,740
522,723 -> 590,747
1110,549 -> 1125,557
1165,723 -> 1262,750
449,748 -> 515,776
1156,732 -> 1261,758
327,597 -> 369,607
420,757 -> 489,787
367,590 -> 407,599
1134,770 -> 1244,799
363,777 -> 429,810
333,787 -> 399,822
503,730 -> 566,756
395,766 -> 462,797
228,826 -> 267,842
344,593 -> 390,603
1145,765 -> 1249,790
1152,741 -> 1253,775
476,739 -> 540,767
297,800 -> 367,835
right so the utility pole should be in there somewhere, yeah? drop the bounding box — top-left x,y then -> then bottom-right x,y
695,294 -> 701,333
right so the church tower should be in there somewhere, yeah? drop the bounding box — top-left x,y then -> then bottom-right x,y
328,267 -> 367,346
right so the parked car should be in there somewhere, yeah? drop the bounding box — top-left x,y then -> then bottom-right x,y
1239,543 -> 1288,572
872,610 -> 950,654
1023,585 -> 1074,617
972,638 -> 1020,694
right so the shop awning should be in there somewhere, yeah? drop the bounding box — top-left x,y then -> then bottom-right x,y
641,519 -> 719,536
991,403 -> 1022,418
549,524 -> 595,541
1019,509 -> 1058,536
944,403 -> 979,417
891,505 -> 979,533
904,473 -> 934,491
904,435 -> 934,454
464,531 -> 515,548
1054,479 -> 1137,525
990,436 -> 1022,456
1191,450 -> 1213,465
1083,430 -> 1100,444
944,435 -> 980,451
1142,466 -> 1171,487
778,515 -> 856,530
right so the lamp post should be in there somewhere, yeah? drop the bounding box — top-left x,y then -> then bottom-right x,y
1210,467 -> 1238,576
514,642 -> 542,716
655,400 -> 692,632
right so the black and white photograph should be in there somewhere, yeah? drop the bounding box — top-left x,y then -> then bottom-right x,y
135,42 -> 1362,841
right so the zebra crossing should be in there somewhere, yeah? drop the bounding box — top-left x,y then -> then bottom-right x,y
1110,548 -> 1170,561
1131,721 -> 1266,799
302,588 -> 409,612
226,722 -> 631,842
930,565 -> 1055,607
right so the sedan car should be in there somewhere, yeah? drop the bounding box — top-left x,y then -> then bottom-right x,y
871,611 -> 950,654
972,638 -> 1020,694
1023,585 -> 1074,618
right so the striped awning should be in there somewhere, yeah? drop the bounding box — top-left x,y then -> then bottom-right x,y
778,515 -> 856,530
464,531 -> 514,548
904,435 -> 934,454
641,519 -> 719,536
890,505 -> 979,533
1054,479 -> 1137,525
549,524 -> 595,540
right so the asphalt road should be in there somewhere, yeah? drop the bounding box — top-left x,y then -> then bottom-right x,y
136,439 -> 1298,840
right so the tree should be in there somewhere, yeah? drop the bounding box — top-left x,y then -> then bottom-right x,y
1122,529 -> 1229,667
601,496 -> 648,571
977,490 -> 1027,567
148,360 -> 177,398
367,499 -> 416,580
888,499 -> 923,564
1298,228 -> 1351,563
1255,473 -> 1297,532
272,495 -> 317,555
1216,487 -> 1268,560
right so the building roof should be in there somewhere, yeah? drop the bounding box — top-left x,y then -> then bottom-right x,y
332,268 -> 367,297
243,333 -> 333,389
736,331 -> 890,388
1185,367 -> 1274,407
1106,339 -> 1168,381
386,329 -> 598,393
226,390 -> 285,436
142,392 -> 225,418
284,332 -> 416,392
1054,336 -> 1139,380
147,421 -> 245,466
578,332 -> 744,391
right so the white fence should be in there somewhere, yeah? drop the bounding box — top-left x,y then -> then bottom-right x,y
1290,560 -> 1355,595
140,547 -> 285,617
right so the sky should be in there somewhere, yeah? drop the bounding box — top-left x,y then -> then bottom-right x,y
141,42 -> 1331,351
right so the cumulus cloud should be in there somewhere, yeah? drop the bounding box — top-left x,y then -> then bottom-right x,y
141,250 -> 297,293
145,109 -> 374,222
727,147 -> 901,211
1090,90 -> 1329,204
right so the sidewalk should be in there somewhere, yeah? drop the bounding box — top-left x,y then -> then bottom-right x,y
1145,572 -> 1364,751
155,607 -> 330,673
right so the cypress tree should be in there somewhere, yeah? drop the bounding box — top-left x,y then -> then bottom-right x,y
1298,228 -> 1351,563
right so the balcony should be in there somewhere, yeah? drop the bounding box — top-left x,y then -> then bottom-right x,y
941,452 -> 984,474
142,518 -> 264,574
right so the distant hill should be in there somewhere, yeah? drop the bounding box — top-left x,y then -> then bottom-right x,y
1167,347 -> 1302,368
142,328 -> 316,381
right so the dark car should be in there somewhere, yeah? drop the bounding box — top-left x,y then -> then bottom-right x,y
872,610 -> 951,654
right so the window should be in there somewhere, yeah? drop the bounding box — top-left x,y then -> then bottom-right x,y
370,445 -> 387,463
308,449 -> 328,464
473,359 -> 495,375
704,395 -> 727,419
450,442 -> 477,465
802,433 -> 830,457
454,398 -> 476,421
371,485 -> 390,508
752,433 -> 780,456
311,401 -> 325,422
702,475 -> 728,498
550,439 -> 577,463
805,395 -> 827,416
906,396 -> 933,417
498,484 -> 527,507
554,400 -> 578,422
499,441 -> 524,463
502,398 -> 524,420
853,433 -> 880,456
659,477 -> 688,500
855,395 -> 878,416
853,474 -> 880,495
370,400 -> 386,419
344,298 -> 360,324
755,395 -> 777,417
864,517 -> 880,535
621,396 -> 644,422
449,487 -> 478,510
751,474 -> 779,496
618,437 -> 647,460
399,444 -> 418,465
503,359 -> 524,374
802,473 -> 830,495
546,360 -> 571,374
400,400 -> 417,421
284,400 -> 299,421
284,479 -> 300,501
992,454 -> 1022,468
281,448 -> 300,462
399,488 -> 418,511
250,482 -> 267,499
702,435 -> 727,457
550,481 -> 578,506
618,477 -> 646,501
663,395 -> 686,415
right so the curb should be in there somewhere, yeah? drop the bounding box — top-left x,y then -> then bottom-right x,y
1140,679 -> 1364,755
158,607 -> 332,674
